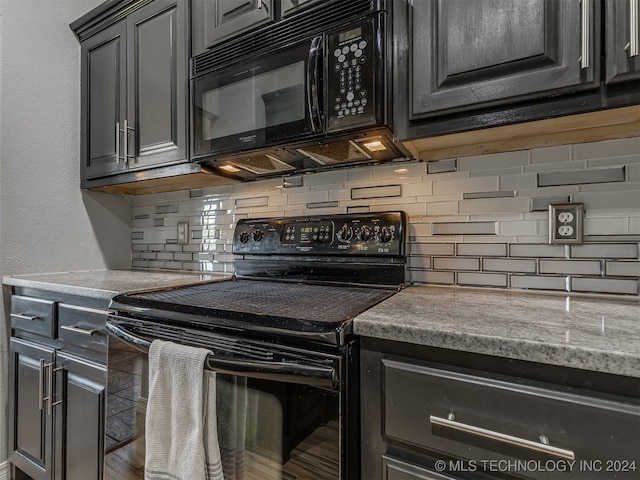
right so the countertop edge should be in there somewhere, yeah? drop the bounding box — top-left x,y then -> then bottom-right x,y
354,319 -> 640,379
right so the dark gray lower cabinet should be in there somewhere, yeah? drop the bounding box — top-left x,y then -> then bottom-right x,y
8,291 -> 109,480
54,353 -> 106,480
361,339 -> 640,480
9,339 -> 56,480
9,340 -> 106,480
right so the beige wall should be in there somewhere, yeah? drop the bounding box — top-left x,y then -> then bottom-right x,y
0,0 -> 132,469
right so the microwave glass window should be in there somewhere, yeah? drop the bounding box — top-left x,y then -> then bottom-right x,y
201,61 -> 306,141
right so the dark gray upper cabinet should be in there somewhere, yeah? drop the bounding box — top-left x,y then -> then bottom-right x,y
77,0 -> 188,180
81,21 -> 128,179
605,0 -> 640,84
191,0 -> 275,56
281,0 -> 323,17
409,0 -> 598,119
127,0 -> 188,170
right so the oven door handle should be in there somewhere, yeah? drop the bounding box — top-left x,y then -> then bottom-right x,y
105,320 -> 338,388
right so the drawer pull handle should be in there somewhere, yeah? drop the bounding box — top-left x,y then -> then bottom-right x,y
11,313 -> 40,321
60,325 -> 99,336
430,414 -> 576,460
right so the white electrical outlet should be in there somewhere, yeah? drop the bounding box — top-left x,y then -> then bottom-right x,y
177,222 -> 188,244
549,203 -> 583,244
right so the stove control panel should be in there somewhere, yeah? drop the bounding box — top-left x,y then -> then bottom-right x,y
233,211 -> 406,256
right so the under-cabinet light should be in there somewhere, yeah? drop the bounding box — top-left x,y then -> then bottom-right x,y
219,164 -> 241,173
362,140 -> 387,152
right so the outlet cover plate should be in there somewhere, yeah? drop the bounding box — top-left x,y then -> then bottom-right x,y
549,203 -> 584,244
177,222 -> 188,244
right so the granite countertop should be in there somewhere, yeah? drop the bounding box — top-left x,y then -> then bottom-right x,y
353,285 -> 640,378
2,269 -> 230,300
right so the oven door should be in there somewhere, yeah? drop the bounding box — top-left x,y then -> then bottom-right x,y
103,317 -> 356,480
192,36 -> 323,159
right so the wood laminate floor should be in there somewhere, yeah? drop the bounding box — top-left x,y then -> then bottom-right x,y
104,421 -> 339,480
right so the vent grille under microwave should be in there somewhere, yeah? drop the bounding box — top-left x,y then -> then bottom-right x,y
192,0 -> 376,77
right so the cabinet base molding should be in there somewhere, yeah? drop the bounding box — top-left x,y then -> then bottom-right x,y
0,460 -> 8,480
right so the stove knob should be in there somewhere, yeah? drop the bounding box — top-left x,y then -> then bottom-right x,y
238,231 -> 250,243
337,224 -> 353,242
252,230 -> 264,242
359,226 -> 372,241
379,226 -> 393,244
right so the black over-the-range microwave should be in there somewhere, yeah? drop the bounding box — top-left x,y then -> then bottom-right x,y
190,0 -> 412,180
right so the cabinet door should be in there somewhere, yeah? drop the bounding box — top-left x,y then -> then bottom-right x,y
281,0 -> 323,17
410,0 -> 598,117
126,0 -> 188,170
192,0 -> 274,52
605,0 -> 640,84
9,338 -> 55,480
80,20 -> 128,179
54,352 -> 107,480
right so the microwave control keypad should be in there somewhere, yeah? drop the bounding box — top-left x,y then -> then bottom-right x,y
332,39 -> 369,118
327,19 -> 376,130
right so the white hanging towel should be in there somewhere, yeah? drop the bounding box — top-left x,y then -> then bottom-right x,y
144,339 -> 224,480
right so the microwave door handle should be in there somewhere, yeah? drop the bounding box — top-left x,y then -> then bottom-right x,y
307,35 -> 323,132
105,320 -> 337,389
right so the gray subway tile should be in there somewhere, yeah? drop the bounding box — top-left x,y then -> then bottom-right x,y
154,218 -> 164,227
408,256 -> 432,269
510,275 -> 568,291
132,260 -> 148,269
433,257 -> 480,271
571,277 -> 639,295
605,261 -> 640,277
191,230 -> 203,240
133,214 -> 150,220
457,243 -> 507,257
585,235 -> 640,242
509,244 -> 566,258
347,206 -> 370,214
193,253 -> 215,262
537,166 -> 626,187
140,252 -> 157,260
351,184 -> 402,200
539,260 -> 602,275
457,272 -> 508,287
155,204 -> 179,214
157,252 -> 174,261
411,243 -> 455,256
131,231 -> 144,240
483,258 -> 537,273
164,262 -> 184,270
573,137 -> 640,160
529,196 -> 571,212
463,190 -> 516,199
307,201 -> 339,209
427,159 -> 457,174
174,253 -> 193,261
571,243 -> 638,259
411,270 -> 455,284
165,244 -> 183,252
432,222 -> 497,235
182,244 -> 204,252
235,196 -> 269,208
190,189 -> 203,198
147,243 -> 165,251
132,244 -> 147,252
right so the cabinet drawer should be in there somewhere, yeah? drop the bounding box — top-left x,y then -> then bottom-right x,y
383,455 -> 458,480
11,295 -> 56,338
383,359 -> 640,479
58,304 -> 108,354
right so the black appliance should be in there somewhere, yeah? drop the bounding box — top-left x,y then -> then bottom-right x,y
104,211 -> 408,480
191,0 -> 412,181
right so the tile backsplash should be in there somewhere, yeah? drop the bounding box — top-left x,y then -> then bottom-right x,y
131,137 -> 640,296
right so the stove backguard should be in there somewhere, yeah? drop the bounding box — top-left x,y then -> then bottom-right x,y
232,211 -> 408,287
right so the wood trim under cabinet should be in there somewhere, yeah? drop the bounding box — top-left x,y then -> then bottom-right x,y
404,105 -> 640,161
